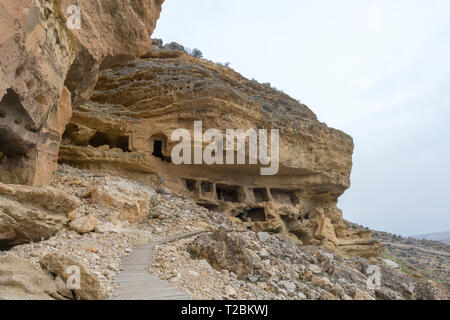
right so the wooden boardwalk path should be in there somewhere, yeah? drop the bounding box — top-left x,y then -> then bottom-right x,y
113,232 -> 208,300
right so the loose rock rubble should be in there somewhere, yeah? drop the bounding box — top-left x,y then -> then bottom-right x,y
1,164 -> 448,300
152,230 -> 449,300
369,223 -> 450,290
1,164 -> 227,299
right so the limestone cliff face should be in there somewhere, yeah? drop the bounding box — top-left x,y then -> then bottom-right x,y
60,43 -> 380,257
0,0 -> 164,186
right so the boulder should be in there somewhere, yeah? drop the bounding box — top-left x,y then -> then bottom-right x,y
257,232 -> 271,242
164,42 -> 185,51
224,285 -> 237,297
382,259 -> 399,269
55,275 -> 74,299
91,180 -> 149,224
0,255 -> 61,300
0,183 -> 80,247
94,221 -> 125,234
69,215 -> 97,234
39,253 -> 107,300
188,231 -> 255,279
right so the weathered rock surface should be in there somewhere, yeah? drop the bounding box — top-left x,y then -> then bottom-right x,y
90,180 -> 150,224
0,0 -> 164,186
0,255 -> 61,300
0,183 -> 80,247
60,40 -> 380,257
351,221 -> 450,290
188,231 -> 256,279
69,215 -> 97,234
39,253 -> 107,300
157,229 -> 449,300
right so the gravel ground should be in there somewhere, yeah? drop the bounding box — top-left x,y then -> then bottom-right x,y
5,164 -> 449,300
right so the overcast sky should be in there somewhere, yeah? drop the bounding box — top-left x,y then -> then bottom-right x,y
153,0 -> 450,236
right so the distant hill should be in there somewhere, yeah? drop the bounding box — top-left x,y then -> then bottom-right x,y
412,231 -> 450,245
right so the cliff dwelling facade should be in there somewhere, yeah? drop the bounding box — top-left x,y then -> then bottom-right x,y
59,42 -> 380,257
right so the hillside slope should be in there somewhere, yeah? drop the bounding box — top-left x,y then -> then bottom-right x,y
346,221 -> 450,290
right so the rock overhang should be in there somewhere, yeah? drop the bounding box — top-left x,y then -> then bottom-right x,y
57,43 -> 376,256
0,0 -> 164,185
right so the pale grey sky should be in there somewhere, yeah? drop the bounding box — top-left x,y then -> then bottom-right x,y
153,0 -> 450,236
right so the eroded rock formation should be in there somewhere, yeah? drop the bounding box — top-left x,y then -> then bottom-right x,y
40,253 -> 107,300
2,3 -> 446,301
59,41 -> 380,257
0,182 -> 80,247
0,252 -> 107,300
0,255 -> 62,300
188,230 -> 258,280
0,0 -> 164,186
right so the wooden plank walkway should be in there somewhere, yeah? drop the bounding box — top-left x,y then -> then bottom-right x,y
113,231 -> 208,300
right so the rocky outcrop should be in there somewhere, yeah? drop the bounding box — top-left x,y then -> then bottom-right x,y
60,40 -> 379,257
156,229 -> 449,300
348,257 -> 450,300
0,183 -> 80,247
3,164 -> 447,300
188,231 -> 258,279
370,224 -> 450,290
90,179 -> 150,224
39,253 -> 107,300
0,255 -> 62,300
0,0 -> 164,186
0,252 -> 108,300
69,215 -> 97,234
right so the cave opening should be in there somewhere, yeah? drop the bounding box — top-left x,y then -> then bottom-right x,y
150,134 -> 171,162
89,132 -> 110,148
197,202 -> 219,211
270,189 -> 300,206
0,89 -> 36,157
182,178 -> 197,192
117,135 -> 130,152
281,215 -> 297,231
201,181 -> 213,194
253,188 -> 269,202
236,208 -> 266,222
216,184 -> 242,202
86,131 -> 131,152
152,140 -> 163,159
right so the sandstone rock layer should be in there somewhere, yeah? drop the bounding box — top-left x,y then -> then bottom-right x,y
0,0 -> 164,186
0,183 -> 80,247
40,253 -> 107,300
0,255 -> 61,300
